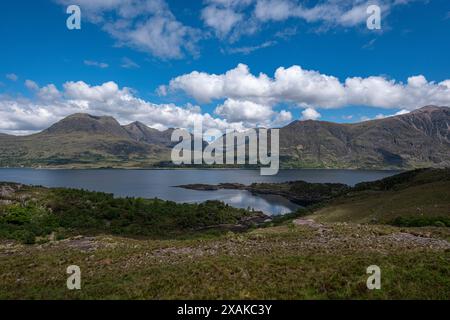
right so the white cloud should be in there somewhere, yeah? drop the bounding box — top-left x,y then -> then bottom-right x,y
84,60 -> 109,68
226,40 -> 276,54
56,0 -> 201,59
394,109 -> 410,116
38,84 -> 61,101
161,70 -> 225,103
162,64 -> 450,110
215,98 -> 275,125
374,108 -> 410,119
0,80 -> 292,135
200,0 -> 259,41
272,109 -> 293,126
254,0 -> 295,21
301,108 -> 321,120
25,80 -> 39,91
162,63 -> 272,104
121,57 -> 140,69
63,81 -> 125,101
6,73 -> 18,81
201,0 -> 406,41
53,1 -> 420,58
106,16 -> 201,59
202,5 -> 243,37
253,0 -> 391,28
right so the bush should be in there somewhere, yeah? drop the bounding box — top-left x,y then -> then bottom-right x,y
13,230 -> 36,244
0,186 -> 256,241
390,216 -> 450,228
1,205 -> 34,225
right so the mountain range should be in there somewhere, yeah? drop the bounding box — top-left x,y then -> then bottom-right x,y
0,105 -> 449,169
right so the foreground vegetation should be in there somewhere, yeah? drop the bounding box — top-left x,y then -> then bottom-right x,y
1,223 -> 448,299
0,184 -> 263,244
0,168 -> 449,299
309,168 -> 450,225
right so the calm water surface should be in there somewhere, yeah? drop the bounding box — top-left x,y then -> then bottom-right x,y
0,169 -> 400,215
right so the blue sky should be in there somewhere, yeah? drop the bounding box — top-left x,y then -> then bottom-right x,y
0,0 -> 449,134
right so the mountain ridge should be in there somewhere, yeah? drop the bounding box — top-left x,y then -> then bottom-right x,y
0,105 -> 449,169
279,105 -> 450,169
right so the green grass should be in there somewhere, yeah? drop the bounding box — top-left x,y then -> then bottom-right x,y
309,170 -> 450,224
0,224 -> 448,299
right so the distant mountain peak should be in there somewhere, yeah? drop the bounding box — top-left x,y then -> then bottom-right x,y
42,113 -> 130,138
411,105 -> 449,113
127,120 -> 148,127
124,121 -> 160,133
64,113 -> 114,121
279,105 -> 450,168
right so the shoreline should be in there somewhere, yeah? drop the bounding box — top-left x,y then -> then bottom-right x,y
0,166 -> 405,172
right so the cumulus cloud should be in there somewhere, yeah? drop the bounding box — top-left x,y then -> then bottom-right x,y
214,98 -> 290,127
301,108 -> 321,120
161,64 -> 450,110
161,64 -> 272,104
215,99 -> 273,122
272,109 -> 293,127
0,80 -> 292,135
56,0 -> 201,59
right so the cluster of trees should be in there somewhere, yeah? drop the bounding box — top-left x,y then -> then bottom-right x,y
0,187 -> 253,244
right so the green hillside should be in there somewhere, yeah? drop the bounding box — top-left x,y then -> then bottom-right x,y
0,114 -> 172,168
309,168 -> 450,225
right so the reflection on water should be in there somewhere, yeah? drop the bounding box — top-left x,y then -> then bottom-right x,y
0,169 -> 399,215
213,190 -> 299,215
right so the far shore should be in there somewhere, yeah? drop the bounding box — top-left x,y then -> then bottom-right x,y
0,166 -> 406,172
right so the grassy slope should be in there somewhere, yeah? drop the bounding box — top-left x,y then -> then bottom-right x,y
1,224 -> 449,299
309,180 -> 450,224
308,169 -> 450,224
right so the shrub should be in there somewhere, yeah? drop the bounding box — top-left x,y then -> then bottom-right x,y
390,216 -> 450,227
